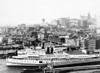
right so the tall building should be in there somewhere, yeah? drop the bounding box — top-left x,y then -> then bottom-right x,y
95,16 -> 100,28
57,18 -> 70,28
79,13 -> 94,29
95,16 -> 100,33
69,19 -> 79,27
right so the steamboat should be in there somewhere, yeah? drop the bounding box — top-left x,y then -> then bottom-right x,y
6,46 -> 100,69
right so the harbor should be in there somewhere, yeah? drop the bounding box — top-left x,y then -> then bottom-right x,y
1,0 -> 100,72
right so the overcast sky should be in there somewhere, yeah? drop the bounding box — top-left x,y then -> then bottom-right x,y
0,0 -> 100,27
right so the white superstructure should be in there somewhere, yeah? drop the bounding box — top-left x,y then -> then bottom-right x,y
6,46 -> 100,67
6,48 -> 69,67
6,54 -> 47,67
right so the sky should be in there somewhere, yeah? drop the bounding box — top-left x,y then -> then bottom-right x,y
0,0 -> 100,27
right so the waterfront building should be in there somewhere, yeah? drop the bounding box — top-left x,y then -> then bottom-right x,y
96,36 -> 100,49
38,32 -> 45,40
47,33 -> 60,44
88,37 -> 96,50
52,31 -> 67,43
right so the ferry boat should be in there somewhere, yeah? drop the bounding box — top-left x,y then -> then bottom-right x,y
6,47 -> 68,67
6,54 -> 47,67
7,50 -> 100,68
6,46 -> 100,68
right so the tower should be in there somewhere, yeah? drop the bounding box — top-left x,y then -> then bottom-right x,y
88,12 -> 91,19
42,18 -> 45,23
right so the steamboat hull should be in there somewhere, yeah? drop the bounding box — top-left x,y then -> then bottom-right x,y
6,58 -> 47,67
6,62 -> 47,67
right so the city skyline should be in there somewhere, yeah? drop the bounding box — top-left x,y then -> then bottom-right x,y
0,0 -> 100,27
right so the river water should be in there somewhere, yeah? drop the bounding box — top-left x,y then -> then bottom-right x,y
0,59 -> 23,73
1,59 -> 100,73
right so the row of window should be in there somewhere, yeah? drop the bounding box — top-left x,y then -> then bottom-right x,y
12,60 -> 42,63
11,57 -> 100,62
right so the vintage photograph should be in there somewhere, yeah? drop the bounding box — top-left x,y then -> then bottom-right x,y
0,0 -> 100,73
